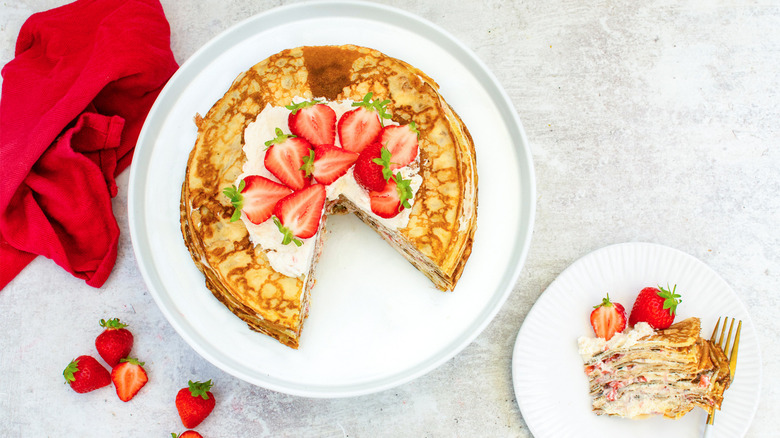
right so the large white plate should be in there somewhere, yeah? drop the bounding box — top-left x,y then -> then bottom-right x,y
512,242 -> 761,437
129,1 -> 535,397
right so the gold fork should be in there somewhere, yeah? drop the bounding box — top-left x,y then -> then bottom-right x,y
703,316 -> 741,436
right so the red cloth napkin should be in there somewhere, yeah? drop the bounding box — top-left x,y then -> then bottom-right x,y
0,0 -> 178,290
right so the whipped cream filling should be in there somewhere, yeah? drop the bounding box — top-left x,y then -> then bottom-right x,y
577,322 -> 655,362
236,97 -> 422,278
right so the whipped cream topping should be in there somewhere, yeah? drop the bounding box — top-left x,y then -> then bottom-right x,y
236,97 -> 422,278
577,322 -> 655,362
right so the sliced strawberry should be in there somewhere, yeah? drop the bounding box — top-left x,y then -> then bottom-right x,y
353,142 -> 393,192
111,357 -> 148,402
272,184 -> 327,246
338,107 -> 381,153
223,175 -> 292,224
301,144 -> 358,185
379,122 -> 419,169
589,294 -> 627,341
263,128 -> 312,190
287,100 -> 336,146
337,93 -> 391,153
369,173 -> 414,218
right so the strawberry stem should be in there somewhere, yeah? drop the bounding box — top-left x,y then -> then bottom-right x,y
264,127 -> 295,148
99,318 -> 128,329
657,284 -> 682,315
353,92 -> 392,126
119,357 -> 144,366
187,380 -> 213,400
593,293 -> 615,309
63,359 -> 79,383
285,99 -> 323,114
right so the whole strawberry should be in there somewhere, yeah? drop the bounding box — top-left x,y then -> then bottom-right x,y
95,318 -> 134,367
628,285 -> 682,329
176,380 -> 216,428
63,355 -> 111,393
353,142 -> 392,192
589,294 -> 627,341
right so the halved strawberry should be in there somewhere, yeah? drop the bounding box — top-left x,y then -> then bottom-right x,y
301,144 -> 358,185
353,142 -> 393,192
337,92 -> 391,153
379,121 -> 419,169
286,100 -> 336,146
172,432 -> 203,438
369,173 -> 414,218
272,184 -> 327,246
589,294 -> 627,341
110,358 -> 148,402
223,175 -> 292,224
264,128 -> 312,190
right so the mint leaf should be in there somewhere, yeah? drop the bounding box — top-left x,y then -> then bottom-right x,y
222,179 -> 246,222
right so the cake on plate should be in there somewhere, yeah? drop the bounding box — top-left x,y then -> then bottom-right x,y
180,45 -> 478,348
578,317 -> 731,418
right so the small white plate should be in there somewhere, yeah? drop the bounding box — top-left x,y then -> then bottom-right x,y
512,242 -> 761,437
129,1 -> 535,397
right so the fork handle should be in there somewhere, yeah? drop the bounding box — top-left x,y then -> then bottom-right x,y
702,424 -> 714,438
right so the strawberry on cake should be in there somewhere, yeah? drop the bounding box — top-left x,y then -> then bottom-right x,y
226,94 -> 423,280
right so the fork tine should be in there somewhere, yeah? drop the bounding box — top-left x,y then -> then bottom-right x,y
718,318 -> 729,350
710,317 -> 721,342
729,320 -> 741,378
723,318 -> 734,354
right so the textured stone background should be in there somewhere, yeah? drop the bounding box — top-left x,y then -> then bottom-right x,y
1,0 -> 778,436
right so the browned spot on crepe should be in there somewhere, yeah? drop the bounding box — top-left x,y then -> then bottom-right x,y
302,46 -> 360,99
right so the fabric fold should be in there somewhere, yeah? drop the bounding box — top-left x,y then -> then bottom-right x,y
0,0 -> 179,290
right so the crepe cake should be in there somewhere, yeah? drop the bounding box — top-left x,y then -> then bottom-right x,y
577,317 -> 731,419
180,45 -> 478,348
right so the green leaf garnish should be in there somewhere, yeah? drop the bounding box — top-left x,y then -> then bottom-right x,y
392,172 -> 414,211
300,149 -> 316,177
372,146 -> 394,181
408,120 -> 420,137
352,92 -> 393,126
273,216 -> 303,247
222,179 -> 246,222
